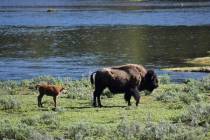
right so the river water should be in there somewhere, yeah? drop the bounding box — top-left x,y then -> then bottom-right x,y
0,0 -> 210,81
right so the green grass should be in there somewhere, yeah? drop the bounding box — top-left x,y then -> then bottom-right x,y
0,75 -> 210,139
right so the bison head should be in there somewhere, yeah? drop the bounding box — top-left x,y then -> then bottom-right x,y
139,70 -> 158,92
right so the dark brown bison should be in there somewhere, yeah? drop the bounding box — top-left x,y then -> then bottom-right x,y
90,64 -> 158,107
35,84 -> 64,108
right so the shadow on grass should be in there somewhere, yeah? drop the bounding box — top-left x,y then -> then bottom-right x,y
101,105 -> 126,108
36,104 -> 127,111
65,105 -> 126,109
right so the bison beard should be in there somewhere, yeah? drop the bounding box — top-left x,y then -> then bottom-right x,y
90,64 -> 158,107
35,84 -> 64,108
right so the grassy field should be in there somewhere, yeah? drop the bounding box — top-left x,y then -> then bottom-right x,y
0,75 -> 210,140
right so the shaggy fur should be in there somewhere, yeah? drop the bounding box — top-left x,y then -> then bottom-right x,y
35,84 -> 64,108
90,64 -> 158,107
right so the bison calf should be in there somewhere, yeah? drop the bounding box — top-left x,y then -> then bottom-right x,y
90,64 -> 158,107
35,84 -> 64,108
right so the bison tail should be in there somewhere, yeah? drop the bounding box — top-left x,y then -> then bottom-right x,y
90,71 -> 96,87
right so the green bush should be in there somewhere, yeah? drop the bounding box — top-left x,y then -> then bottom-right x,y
116,118 -> 142,139
0,120 -> 53,140
21,117 -> 38,126
0,95 -> 21,110
39,112 -> 60,128
30,75 -> 64,85
65,122 -> 109,140
200,75 -> 210,91
156,78 -> 207,105
141,121 -> 205,140
65,79 -> 92,100
156,91 -> 179,103
159,75 -> 171,85
176,103 -> 210,127
64,118 -> 206,140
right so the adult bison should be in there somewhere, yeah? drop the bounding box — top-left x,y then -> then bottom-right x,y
90,64 -> 158,107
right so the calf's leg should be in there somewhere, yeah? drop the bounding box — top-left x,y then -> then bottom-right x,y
53,96 -> 57,108
37,94 -> 44,107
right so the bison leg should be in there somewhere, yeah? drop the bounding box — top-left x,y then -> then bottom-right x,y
133,92 -> 140,106
129,88 -> 140,106
97,93 -> 103,107
124,92 -> 132,106
92,89 -> 103,107
37,94 -> 44,107
132,90 -> 140,106
93,90 -> 97,107
53,96 -> 57,108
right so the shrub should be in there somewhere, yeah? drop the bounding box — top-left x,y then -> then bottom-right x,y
200,75 -> 210,91
116,118 -> 142,139
156,91 -> 179,103
65,122 -> 109,140
66,89 -> 91,100
21,117 -> 38,126
183,79 -> 201,93
0,95 -> 21,110
159,75 -> 171,85
39,112 -> 60,128
0,80 -> 21,95
141,121 -> 205,140
176,103 -> 210,127
168,102 -> 184,110
65,79 -> 92,100
65,118 -> 206,140
30,75 -> 64,85
156,78 -> 207,105
0,120 -> 53,140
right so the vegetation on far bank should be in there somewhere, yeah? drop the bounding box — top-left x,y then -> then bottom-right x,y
163,66 -> 210,73
187,57 -> 210,66
0,75 -> 210,139
162,53 -> 210,73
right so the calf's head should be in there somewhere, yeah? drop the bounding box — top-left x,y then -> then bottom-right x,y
140,70 -> 158,92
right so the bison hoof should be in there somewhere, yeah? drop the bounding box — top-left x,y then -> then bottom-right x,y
38,104 -> 43,108
98,104 -> 103,108
92,103 -> 97,107
52,108 -> 56,111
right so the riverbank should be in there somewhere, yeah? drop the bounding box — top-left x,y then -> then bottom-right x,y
163,55 -> 210,73
0,75 -> 210,139
163,66 -> 210,73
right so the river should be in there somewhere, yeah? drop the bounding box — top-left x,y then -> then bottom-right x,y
0,0 -> 210,81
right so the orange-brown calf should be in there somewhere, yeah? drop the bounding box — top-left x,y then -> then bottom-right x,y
35,84 -> 64,108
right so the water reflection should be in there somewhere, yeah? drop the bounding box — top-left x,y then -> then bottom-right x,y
0,26 -> 209,80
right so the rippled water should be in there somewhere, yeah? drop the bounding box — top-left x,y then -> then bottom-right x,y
0,1 -> 210,81
1,7 -> 210,26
